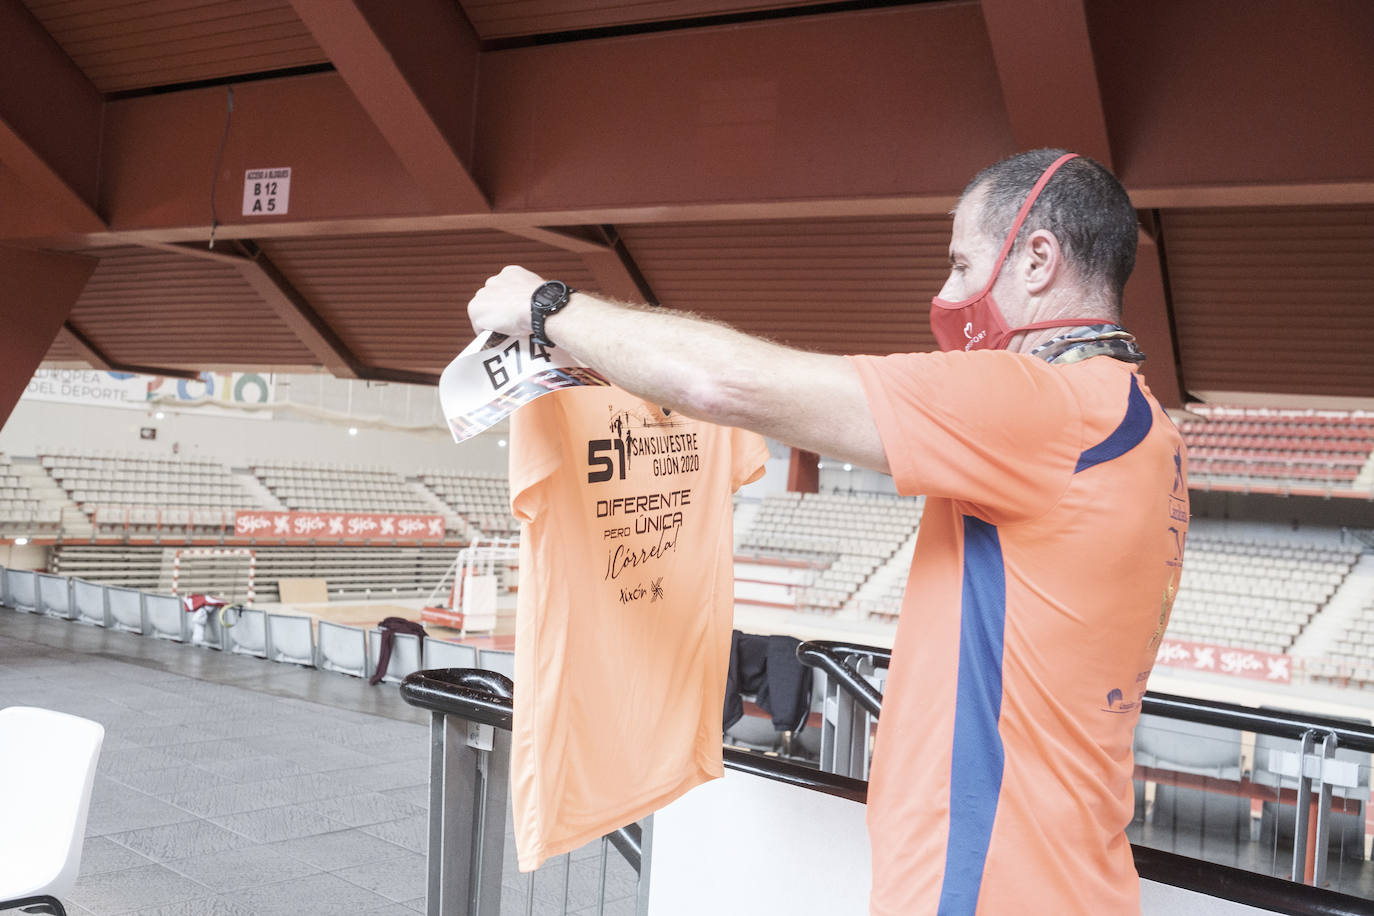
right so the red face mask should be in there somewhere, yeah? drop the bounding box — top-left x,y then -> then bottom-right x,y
930,152 -> 1102,352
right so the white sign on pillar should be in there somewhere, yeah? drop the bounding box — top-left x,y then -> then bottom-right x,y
242,167 -> 291,216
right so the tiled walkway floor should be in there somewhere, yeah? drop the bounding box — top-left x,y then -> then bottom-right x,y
0,611 -> 636,916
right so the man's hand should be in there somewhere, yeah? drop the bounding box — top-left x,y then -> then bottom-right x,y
468,265 -> 546,336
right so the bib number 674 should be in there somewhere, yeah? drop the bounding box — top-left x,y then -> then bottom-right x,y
482,337 -> 552,390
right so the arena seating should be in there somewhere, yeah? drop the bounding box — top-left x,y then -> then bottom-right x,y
0,453 -> 62,535
1178,408 -> 1374,495
38,448 -> 265,537
43,449 -> 255,508
252,460 -> 436,514
47,543 -> 456,602
1309,599 -> 1374,688
737,492 -> 922,614
420,470 -> 519,538
1167,533 -> 1360,654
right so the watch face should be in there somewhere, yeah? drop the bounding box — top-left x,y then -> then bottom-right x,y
533,281 -> 569,310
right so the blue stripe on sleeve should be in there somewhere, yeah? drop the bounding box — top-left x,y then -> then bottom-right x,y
1074,373 -> 1153,474
937,515 -> 1008,915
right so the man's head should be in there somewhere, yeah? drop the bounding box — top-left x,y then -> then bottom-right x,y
939,149 -> 1138,337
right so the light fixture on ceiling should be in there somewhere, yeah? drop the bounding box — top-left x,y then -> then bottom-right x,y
14,537 -> 29,546
347,427 -> 359,436
498,439 -> 507,448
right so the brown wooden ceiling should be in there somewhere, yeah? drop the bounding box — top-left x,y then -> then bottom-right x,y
618,218 -> 948,356
68,245 -> 317,368
460,0 -> 839,40
1162,206 -> 1374,400
3,0 -> 1374,413
23,0 -> 328,93
258,231 -> 599,372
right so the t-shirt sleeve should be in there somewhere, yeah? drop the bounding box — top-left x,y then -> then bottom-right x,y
731,428 -> 771,491
508,391 -> 566,523
848,350 -> 1082,522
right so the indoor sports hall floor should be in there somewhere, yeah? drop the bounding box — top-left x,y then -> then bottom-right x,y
0,613 -> 634,916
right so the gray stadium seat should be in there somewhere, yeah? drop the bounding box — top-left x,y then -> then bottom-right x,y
71,579 -> 108,627
105,586 -> 144,634
266,613 -> 316,667
36,573 -> 74,620
225,608 -> 269,658
476,647 -> 514,680
3,568 -> 37,613
143,593 -> 190,642
368,628 -> 422,684
317,621 -> 369,678
422,638 -> 478,670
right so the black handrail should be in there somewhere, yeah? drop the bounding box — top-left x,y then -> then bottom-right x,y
724,747 -> 868,805
400,668 -> 514,729
400,666 -> 1374,916
798,642 -> 1374,752
795,642 -> 884,717
1142,692 -> 1374,753
799,640 -> 891,668
1132,846 -> 1374,916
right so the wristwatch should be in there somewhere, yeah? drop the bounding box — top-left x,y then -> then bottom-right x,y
530,280 -> 575,348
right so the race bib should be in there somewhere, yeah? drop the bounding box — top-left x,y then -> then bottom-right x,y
439,331 -> 608,442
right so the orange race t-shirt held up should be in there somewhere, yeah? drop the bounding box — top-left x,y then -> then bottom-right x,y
849,349 -> 1187,916
508,385 -> 769,871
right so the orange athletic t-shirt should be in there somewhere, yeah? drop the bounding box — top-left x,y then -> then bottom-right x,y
508,385 -> 769,871
848,350 -> 1188,916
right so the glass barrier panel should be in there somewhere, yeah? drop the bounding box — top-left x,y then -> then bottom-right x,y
1130,716 -> 1374,901
1321,756 -> 1371,899
498,796 -> 641,916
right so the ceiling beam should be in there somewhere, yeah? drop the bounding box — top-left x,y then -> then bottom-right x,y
506,224 -> 659,304
136,240 -> 444,384
1122,224 -> 1182,409
979,0 -> 1113,167
1,2 -> 1370,250
59,322 -> 202,381
501,226 -> 614,255
224,240 -> 363,379
581,226 -> 659,305
0,0 -> 104,233
0,247 -> 96,427
288,0 -> 488,213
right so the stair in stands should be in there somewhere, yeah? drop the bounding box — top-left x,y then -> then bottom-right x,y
232,467 -> 286,510
1291,553 -> 1374,658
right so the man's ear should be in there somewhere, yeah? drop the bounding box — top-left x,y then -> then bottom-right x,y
1023,228 -> 1062,295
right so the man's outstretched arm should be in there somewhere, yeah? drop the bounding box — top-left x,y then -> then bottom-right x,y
468,266 -> 890,474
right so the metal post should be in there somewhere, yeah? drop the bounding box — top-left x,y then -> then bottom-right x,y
597,837 -> 609,916
1292,729 -> 1316,884
635,815 -> 654,916
426,712 -> 510,916
1311,732 -> 1337,887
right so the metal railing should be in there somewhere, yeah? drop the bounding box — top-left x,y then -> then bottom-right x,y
796,640 -> 1374,899
403,661 -> 1374,916
400,668 -> 648,916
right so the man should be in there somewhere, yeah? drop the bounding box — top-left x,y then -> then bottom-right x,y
468,149 -> 1186,915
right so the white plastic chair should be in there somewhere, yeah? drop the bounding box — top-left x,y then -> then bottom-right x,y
0,706 -> 105,916
266,613 -> 316,667
421,637 -> 478,670
35,575 -> 73,620
317,621 -> 370,678
143,593 -> 190,642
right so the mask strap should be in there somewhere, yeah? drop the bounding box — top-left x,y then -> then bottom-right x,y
962,152 -> 1079,302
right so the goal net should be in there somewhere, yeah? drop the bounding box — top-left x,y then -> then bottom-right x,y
169,548 -> 256,605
